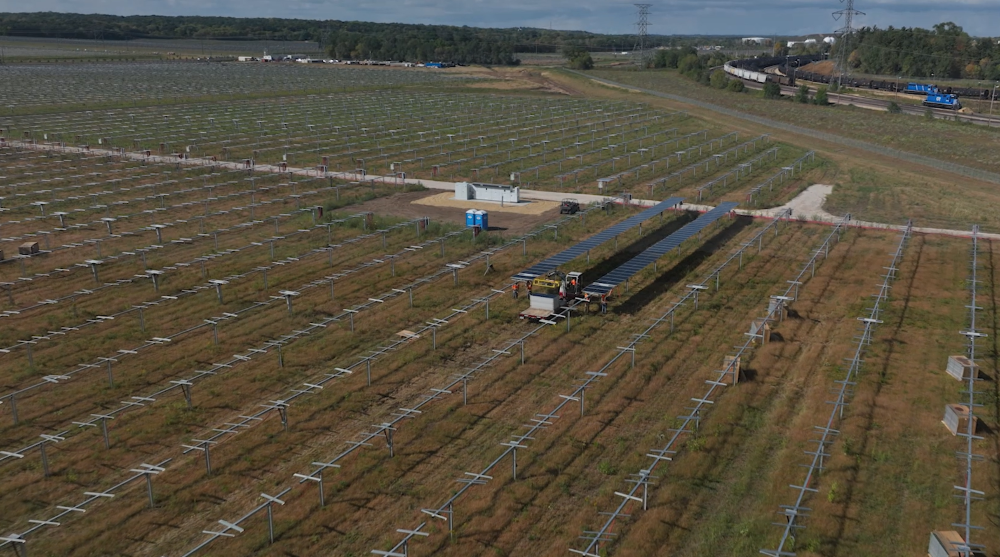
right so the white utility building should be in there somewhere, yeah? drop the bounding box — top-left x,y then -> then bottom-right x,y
455,182 -> 520,203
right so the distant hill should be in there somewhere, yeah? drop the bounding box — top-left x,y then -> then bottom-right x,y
0,12 -> 705,65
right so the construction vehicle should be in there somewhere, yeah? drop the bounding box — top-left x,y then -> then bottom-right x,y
518,271 -> 583,321
560,198 -> 581,214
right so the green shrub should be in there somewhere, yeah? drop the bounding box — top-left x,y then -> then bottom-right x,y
814,86 -> 829,105
762,82 -> 782,99
710,69 -> 729,89
887,101 -> 902,113
795,84 -> 810,103
568,53 -> 593,70
562,45 -> 594,70
597,460 -> 617,475
677,54 -> 699,73
727,79 -> 745,92
652,49 -> 685,68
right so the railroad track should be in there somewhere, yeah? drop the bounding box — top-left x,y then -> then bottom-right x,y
738,78 -> 1000,126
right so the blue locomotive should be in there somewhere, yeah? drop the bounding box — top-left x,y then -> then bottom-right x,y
905,82 -> 939,94
905,83 -> 962,109
922,93 -> 962,109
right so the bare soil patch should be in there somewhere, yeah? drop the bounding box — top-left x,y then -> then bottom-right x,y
799,60 -> 836,75
353,190 -> 560,234
465,67 -> 581,96
412,191 -> 558,215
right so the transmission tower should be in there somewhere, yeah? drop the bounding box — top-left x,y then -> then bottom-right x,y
833,0 -> 864,87
633,4 -> 652,68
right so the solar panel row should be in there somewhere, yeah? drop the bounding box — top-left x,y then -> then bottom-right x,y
583,202 -> 739,296
512,196 -> 684,282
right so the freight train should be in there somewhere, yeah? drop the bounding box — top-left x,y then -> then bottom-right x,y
724,54 -> 993,109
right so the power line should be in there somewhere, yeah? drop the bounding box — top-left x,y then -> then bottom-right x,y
633,4 -> 651,68
833,0 -> 865,87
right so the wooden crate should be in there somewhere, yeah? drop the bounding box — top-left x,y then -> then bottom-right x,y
943,404 -> 977,436
767,298 -> 787,321
18,241 -> 39,255
723,355 -> 741,385
928,530 -> 969,557
749,319 -> 770,344
946,355 -> 978,381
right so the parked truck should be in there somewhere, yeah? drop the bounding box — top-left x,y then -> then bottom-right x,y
560,198 -> 581,214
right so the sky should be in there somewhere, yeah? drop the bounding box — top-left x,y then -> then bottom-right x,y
6,0 -> 1000,37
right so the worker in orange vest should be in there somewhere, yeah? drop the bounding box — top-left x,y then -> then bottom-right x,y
600,293 -> 608,314
526,281 -> 532,295
512,282 -> 519,299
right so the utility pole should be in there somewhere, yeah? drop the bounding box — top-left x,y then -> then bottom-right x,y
633,4 -> 651,68
833,0 -> 865,88
990,83 -> 998,128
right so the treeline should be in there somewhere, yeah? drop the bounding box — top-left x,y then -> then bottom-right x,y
848,22 -> 1000,80
0,13 -> 321,41
651,47 -> 745,91
325,24 -> 518,65
651,47 -> 730,76
0,12 -> 703,65
510,28 -> 719,52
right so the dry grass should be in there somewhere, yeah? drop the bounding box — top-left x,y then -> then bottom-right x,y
0,195 -> 652,554
2,72 -> 998,557
544,69 -> 1000,234
585,68 -> 1000,174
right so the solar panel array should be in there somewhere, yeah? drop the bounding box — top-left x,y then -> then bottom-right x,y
583,201 -> 739,295
511,196 -> 684,282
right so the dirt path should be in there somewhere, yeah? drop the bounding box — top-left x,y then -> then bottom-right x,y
776,183 -> 835,219
9,141 -> 990,240
740,183 -> 993,240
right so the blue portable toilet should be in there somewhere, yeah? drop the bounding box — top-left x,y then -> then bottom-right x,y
465,209 -> 476,228
475,210 -> 488,230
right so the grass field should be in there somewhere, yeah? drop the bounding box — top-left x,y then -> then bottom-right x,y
584,68 -> 1000,174
544,68 -> 1000,232
4,88 -> 812,201
0,53 -> 996,557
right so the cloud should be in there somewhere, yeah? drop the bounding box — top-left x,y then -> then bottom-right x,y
7,0 -> 1000,36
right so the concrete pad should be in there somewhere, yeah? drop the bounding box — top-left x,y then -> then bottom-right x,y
411,191 -> 557,215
